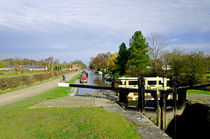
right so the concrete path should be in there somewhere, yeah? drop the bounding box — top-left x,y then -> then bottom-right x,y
0,72 -> 79,106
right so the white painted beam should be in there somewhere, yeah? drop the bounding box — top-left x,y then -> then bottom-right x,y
58,83 -> 69,87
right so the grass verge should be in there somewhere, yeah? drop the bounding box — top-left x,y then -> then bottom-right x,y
187,89 -> 210,95
0,73 -> 140,139
203,73 -> 210,77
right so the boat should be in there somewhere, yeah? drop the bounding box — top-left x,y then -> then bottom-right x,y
104,74 -> 112,81
98,71 -> 103,75
80,71 -> 88,83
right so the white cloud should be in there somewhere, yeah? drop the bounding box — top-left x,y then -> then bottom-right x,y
167,42 -> 210,52
0,0 -> 210,35
0,0 -> 210,63
169,39 -> 178,42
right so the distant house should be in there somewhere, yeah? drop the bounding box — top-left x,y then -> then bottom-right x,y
0,65 -> 15,70
70,64 -> 80,71
0,65 -> 48,71
22,65 -> 48,71
162,65 -> 171,71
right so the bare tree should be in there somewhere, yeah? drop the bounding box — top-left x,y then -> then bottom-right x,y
148,32 -> 167,73
0,51 -> 7,62
160,51 -> 172,76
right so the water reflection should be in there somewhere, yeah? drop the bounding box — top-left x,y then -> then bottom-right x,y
77,70 -> 111,95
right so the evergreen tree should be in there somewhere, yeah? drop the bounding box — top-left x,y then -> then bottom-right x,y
115,42 -> 128,75
127,31 -> 150,75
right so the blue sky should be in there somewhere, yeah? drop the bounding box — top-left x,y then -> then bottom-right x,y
0,0 -> 210,64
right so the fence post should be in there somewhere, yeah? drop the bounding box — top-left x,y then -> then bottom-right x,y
138,76 -> 145,113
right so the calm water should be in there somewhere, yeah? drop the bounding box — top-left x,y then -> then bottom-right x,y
77,70 -> 111,95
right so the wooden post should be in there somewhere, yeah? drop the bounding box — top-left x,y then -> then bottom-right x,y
156,76 -> 160,98
178,89 -> 187,106
112,77 -> 115,88
119,90 -> 123,103
189,76 -> 194,88
119,90 -> 128,109
121,79 -> 125,86
172,76 -> 178,139
172,76 -> 178,112
126,80 -> 129,88
160,90 -> 167,131
156,76 -> 159,90
163,77 -> 167,90
145,78 -> 148,89
154,92 -> 161,128
138,76 -> 145,113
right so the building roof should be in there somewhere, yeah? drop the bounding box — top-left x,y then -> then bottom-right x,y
22,65 -> 46,69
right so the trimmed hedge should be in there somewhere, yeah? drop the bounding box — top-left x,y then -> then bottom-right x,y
0,72 -> 66,91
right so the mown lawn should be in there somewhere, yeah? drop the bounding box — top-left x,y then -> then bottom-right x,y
0,73 -> 140,139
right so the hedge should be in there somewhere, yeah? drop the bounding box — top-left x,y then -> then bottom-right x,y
0,71 -> 66,91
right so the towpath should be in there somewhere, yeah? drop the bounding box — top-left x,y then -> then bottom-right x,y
187,93 -> 210,105
0,72 -> 79,106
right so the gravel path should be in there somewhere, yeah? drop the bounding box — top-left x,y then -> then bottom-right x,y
0,72 -> 78,106
29,92 -> 119,108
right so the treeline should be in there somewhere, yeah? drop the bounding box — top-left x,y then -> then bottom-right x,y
89,31 -> 210,83
0,57 -> 87,70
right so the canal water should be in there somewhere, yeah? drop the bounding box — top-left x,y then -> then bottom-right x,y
166,103 -> 210,139
77,70 -> 111,95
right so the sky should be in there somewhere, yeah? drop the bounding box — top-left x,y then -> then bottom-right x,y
0,0 -> 210,65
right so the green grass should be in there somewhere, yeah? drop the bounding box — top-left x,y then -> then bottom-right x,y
203,73 -> 210,77
111,73 -> 132,78
203,73 -> 210,79
187,89 -> 210,95
0,107 -> 139,139
0,73 -> 140,139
